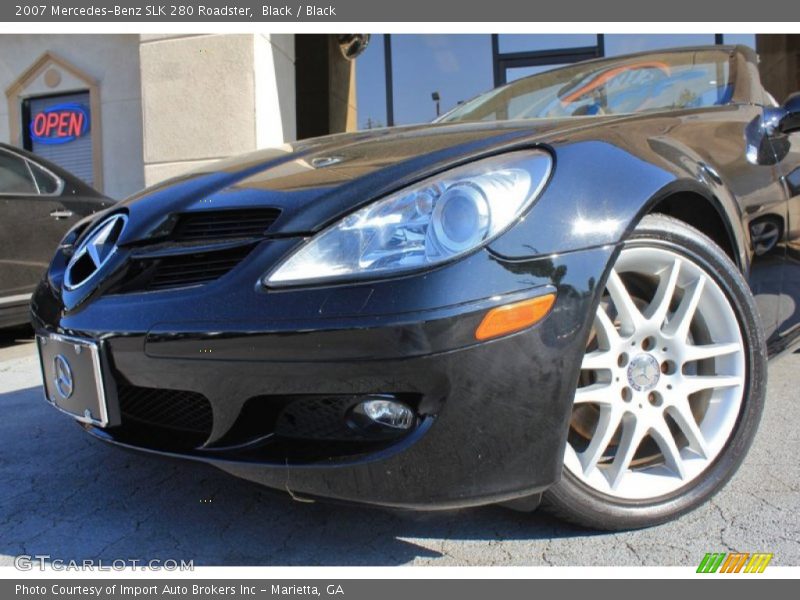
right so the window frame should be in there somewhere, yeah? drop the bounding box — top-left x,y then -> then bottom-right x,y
492,34 -> 606,86
0,146 -> 65,198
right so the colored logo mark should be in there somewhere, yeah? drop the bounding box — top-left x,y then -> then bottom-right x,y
697,552 -> 773,573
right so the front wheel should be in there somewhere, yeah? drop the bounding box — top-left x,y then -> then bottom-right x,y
543,214 -> 767,530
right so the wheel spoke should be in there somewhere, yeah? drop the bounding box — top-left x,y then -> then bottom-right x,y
606,270 -> 643,335
682,375 -> 743,395
594,305 -> 620,347
650,421 -> 687,480
608,416 -> 645,490
667,403 -> 709,458
682,342 -> 741,363
573,382 -> 614,404
579,406 -> 622,475
581,350 -> 612,370
644,258 -> 681,328
663,276 -> 706,341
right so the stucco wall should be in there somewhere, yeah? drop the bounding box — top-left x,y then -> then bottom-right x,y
139,33 -> 296,187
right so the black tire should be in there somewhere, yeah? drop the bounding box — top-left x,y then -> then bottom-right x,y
542,214 -> 767,530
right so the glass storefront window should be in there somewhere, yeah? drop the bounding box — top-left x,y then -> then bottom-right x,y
24,92 -> 94,186
723,34 -> 757,49
355,34 -> 388,130
442,48 -> 735,123
604,34 -> 717,57
497,34 -> 598,54
390,34 -> 493,125
506,64 -> 568,82
355,33 -> 757,132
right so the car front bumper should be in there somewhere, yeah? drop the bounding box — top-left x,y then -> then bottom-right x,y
31,243 -> 614,509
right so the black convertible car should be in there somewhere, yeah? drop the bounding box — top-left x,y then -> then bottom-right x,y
32,46 -> 800,529
0,143 -> 109,328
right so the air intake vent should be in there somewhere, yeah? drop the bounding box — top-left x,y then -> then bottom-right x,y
116,244 -> 255,292
171,209 -> 280,242
145,245 -> 252,290
118,384 -> 213,436
274,396 -> 361,441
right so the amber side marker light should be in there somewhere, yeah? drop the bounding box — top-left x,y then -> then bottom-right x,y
475,293 -> 556,341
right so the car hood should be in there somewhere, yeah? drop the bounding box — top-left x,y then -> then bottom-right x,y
115,117 -> 620,243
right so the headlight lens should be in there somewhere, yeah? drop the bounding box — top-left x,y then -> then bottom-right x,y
265,150 -> 552,287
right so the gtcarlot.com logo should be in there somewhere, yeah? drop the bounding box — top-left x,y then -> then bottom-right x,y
14,555 -> 194,571
697,552 -> 773,573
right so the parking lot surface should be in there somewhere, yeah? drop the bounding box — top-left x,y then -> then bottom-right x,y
1,326 -> 798,566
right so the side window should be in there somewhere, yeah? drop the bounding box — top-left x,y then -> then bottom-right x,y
0,149 -> 37,194
28,161 -> 61,194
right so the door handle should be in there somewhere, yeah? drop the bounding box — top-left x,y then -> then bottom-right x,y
49,209 -> 74,220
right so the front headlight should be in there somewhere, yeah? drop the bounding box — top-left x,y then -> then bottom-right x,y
264,150 -> 552,287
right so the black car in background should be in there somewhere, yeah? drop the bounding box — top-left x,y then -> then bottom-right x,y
0,143 -> 110,328
32,46 -> 800,529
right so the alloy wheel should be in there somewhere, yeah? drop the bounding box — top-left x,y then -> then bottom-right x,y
564,245 -> 746,500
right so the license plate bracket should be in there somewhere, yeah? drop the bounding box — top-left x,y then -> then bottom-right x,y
37,333 -> 118,428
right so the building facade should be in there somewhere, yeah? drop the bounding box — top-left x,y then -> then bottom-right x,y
1,34 -> 798,200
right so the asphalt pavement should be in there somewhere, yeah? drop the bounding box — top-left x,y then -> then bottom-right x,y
1,325 -> 798,566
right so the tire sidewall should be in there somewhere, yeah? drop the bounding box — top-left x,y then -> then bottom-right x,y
546,214 -> 767,530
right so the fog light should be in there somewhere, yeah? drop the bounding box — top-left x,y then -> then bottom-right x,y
354,398 -> 415,430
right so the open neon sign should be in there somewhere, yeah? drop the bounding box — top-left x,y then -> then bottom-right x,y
30,103 -> 90,145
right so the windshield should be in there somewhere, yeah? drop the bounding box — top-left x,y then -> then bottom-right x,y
440,49 -> 734,123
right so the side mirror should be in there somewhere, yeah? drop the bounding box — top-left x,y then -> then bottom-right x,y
779,92 -> 800,134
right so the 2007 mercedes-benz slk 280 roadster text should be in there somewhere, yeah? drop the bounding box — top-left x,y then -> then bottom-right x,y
31,46 -> 800,529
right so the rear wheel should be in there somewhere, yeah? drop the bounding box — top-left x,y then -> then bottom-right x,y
543,214 -> 766,529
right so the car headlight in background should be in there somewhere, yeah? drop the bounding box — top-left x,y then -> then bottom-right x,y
264,150 -> 553,287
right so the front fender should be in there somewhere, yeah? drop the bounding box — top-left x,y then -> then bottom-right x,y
489,140 -> 748,272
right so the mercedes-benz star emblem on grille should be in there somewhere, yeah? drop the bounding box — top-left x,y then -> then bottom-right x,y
64,214 -> 128,290
53,354 -> 74,399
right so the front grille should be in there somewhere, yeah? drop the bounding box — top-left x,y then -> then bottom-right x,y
171,209 -> 281,242
101,208 -> 279,294
118,383 -> 213,436
144,245 -> 252,290
116,244 -> 254,292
